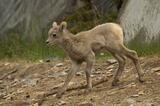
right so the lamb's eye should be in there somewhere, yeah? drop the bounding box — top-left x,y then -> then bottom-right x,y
52,34 -> 56,37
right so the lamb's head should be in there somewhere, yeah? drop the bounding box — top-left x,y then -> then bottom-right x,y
46,21 -> 68,45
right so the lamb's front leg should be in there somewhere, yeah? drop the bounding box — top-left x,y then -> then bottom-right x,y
85,52 -> 95,92
56,61 -> 81,98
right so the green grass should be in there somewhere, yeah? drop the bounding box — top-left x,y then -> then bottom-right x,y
0,32 -> 159,61
65,3 -> 118,34
96,40 -> 160,60
127,39 -> 160,56
0,33 -> 65,61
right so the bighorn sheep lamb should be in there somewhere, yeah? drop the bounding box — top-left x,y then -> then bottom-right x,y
46,21 -> 144,98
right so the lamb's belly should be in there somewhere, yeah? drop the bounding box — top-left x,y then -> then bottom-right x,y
68,50 -> 86,63
91,42 -> 105,53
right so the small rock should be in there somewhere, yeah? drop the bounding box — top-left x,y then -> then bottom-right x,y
58,100 -> 66,105
131,94 -> 139,98
32,103 -> 39,106
106,65 -> 114,70
4,62 -> 10,66
91,75 -> 95,78
156,72 -> 160,75
90,96 -> 97,102
26,92 -> 30,98
59,71 -> 67,76
107,90 -> 118,95
76,72 -> 82,76
96,67 -> 102,71
69,81 -> 74,86
151,67 -> 160,72
100,52 -> 104,56
93,71 -> 101,74
150,103 -> 158,106
78,102 -> 93,106
55,63 -> 63,67
131,83 -> 136,87
7,96 -> 13,100
127,82 -> 136,88
106,71 -> 111,74
127,98 -> 136,104
14,78 -> 19,82
48,71 -> 67,78
45,59 -> 51,62
106,59 -> 117,64
91,69 -> 96,72
144,69 -> 150,73
22,84 -> 28,88
39,60 -> 43,63
106,73 -> 113,77
33,73 -> 40,77
0,102 -> 4,105
121,98 -> 136,106
5,94 -> 14,100
11,79 -> 19,86
0,92 -> 6,98
7,75 -> 13,80
64,68 -> 70,72
96,76 -> 102,80
50,67 -> 59,72
52,83 -> 63,89
22,78 -> 39,86
17,88 -> 24,94
138,91 -> 144,95
108,69 -> 113,72
35,92 -> 45,101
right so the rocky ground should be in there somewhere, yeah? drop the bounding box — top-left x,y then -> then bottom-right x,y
0,56 -> 160,106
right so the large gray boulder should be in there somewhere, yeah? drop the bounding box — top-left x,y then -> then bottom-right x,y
0,0 -> 119,39
0,0 -> 76,38
119,0 -> 160,42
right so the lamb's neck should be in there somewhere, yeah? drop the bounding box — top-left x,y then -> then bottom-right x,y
61,36 -> 74,53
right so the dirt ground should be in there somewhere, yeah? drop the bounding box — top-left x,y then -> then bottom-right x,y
0,56 -> 160,106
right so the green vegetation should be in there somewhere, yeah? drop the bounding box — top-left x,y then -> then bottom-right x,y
0,32 -> 65,61
95,39 -> 160,59
65,5 -> 117,33
1,30 -> 159,61
127,39 -> 160,56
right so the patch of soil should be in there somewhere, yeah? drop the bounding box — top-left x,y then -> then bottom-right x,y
0,56 -> 160,106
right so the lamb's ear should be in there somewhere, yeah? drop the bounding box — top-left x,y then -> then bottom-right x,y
52,22 -> 58,28
59,21 -> 67,31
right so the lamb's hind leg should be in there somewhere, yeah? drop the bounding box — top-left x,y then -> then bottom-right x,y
120,45 -> 144,82
111,53 -> 126,86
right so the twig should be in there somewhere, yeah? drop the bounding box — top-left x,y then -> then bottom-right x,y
37,74 -> 113,105
0,68 -> 18,80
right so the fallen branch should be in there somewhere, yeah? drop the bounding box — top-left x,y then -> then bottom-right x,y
37,74 -> 113,105
0,68 -> 18,80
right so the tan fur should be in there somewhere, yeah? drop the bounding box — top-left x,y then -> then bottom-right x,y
46,21 -> 144,98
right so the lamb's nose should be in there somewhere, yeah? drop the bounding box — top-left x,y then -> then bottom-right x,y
46,41 -> 49,44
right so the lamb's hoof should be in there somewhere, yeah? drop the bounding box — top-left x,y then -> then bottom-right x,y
139,74 -> 145,83
86,87 -> 92,93
56,92 -> 64,98
56,89 -> 65,99
139,77 -> 145,83
112,80 -> 119,86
